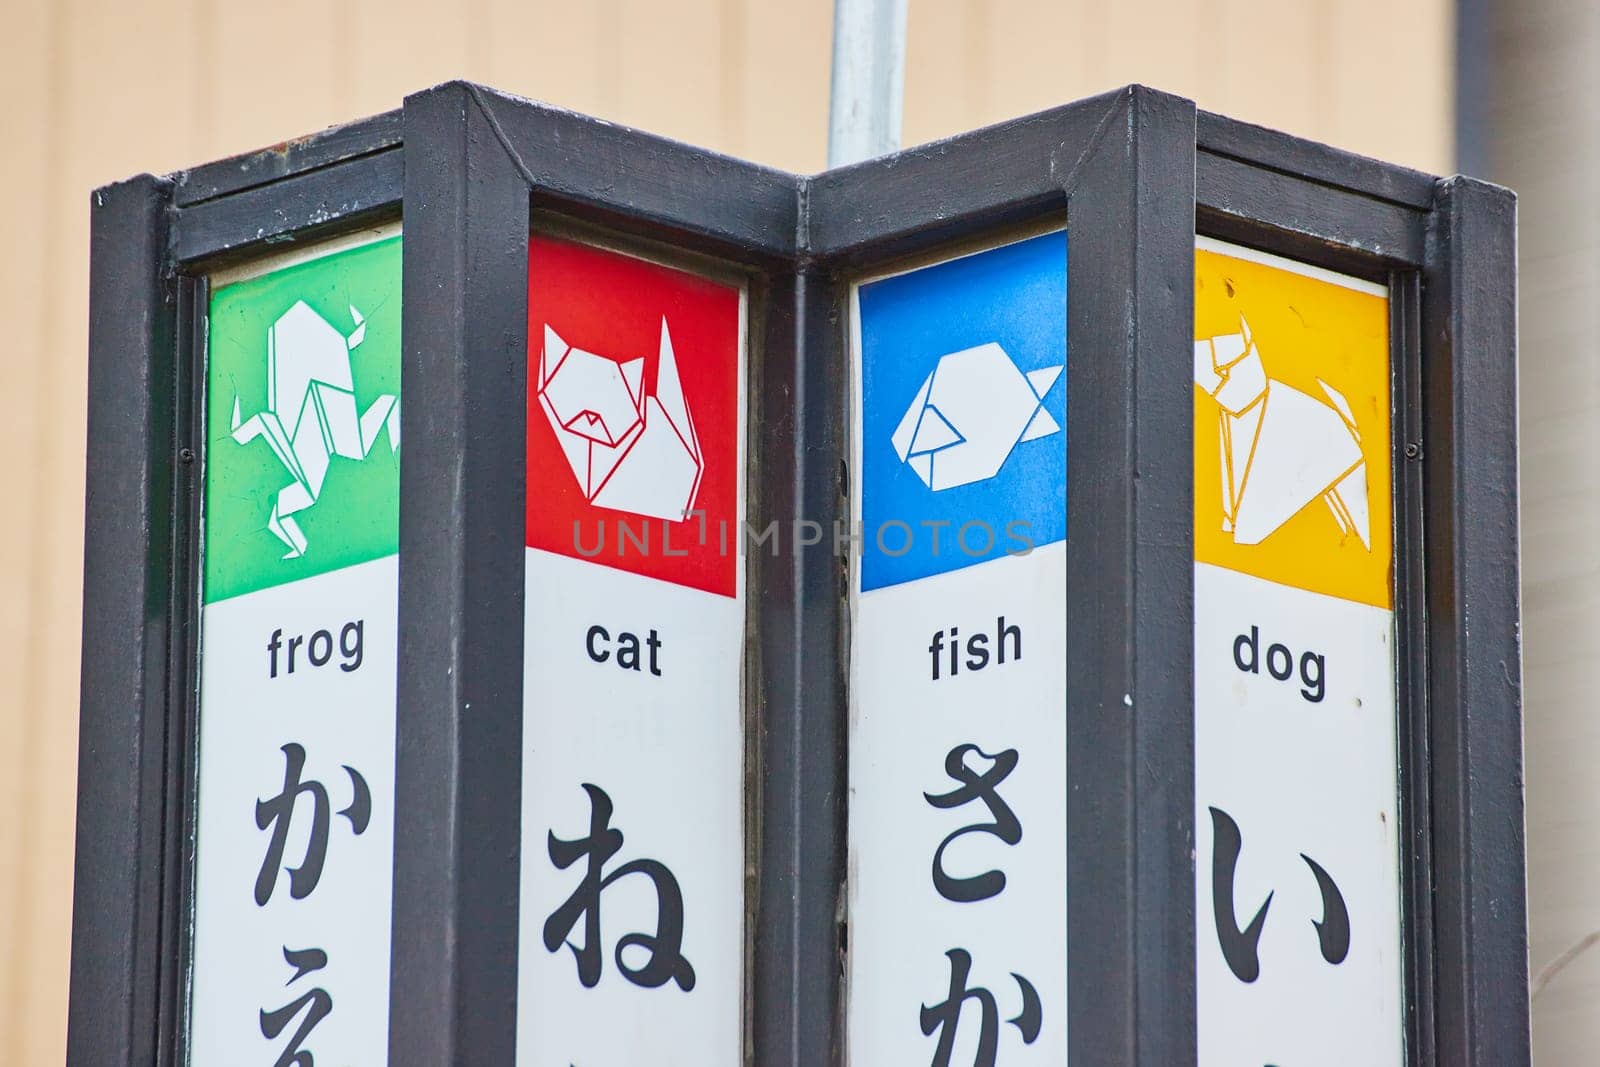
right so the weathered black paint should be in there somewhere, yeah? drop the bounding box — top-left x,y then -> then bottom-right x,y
173,149 -> 404,267
1424,177 -> 1528,1065
174,109 -> 404,207
70,174 -> 179,1067
749,263 -> 848,1064
1061,87 -> 1197,1065
69,80 -> 1525,1067
390,84 -> 529,1065
804,90 -> 1114,261
1392,268 -> 1440,1062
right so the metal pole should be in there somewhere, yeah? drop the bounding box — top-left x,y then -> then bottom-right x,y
827,0 -> 907,167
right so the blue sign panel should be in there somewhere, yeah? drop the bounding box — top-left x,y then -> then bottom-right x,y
857,229 -> 1067,591
848,229 -> 1071,1062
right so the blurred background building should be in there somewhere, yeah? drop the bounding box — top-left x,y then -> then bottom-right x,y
0,0 -> 1587,1059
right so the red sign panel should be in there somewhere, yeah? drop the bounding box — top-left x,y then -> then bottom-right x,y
527,235 -> 742,597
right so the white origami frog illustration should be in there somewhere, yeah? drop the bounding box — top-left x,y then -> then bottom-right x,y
891,342 -> 1062,491
1194,315 -> 1369,548
230,300 -> 400,559
536,318 -> 704,521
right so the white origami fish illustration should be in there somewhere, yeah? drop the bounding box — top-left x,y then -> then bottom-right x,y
1194,315 -> 1369,548
537,318 -> 704,521
230,300 -> 400,559
891,342 -> 1062,491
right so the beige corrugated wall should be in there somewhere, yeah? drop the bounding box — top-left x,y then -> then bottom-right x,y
0,0 -> 1450,1058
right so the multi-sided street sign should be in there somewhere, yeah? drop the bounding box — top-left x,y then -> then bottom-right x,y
71,83 -> 1526,1066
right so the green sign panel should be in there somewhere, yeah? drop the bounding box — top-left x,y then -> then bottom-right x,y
204,235 -> 403,603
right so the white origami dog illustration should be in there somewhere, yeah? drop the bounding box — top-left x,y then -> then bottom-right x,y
537,318 -> 704,521
891,342 -> 1062,491
1194,315 -> 1369,548
230,300 -> 399,559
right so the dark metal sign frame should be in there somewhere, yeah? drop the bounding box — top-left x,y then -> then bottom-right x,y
1195,115 -> 1525,1064
72,116 -> 404,1066
70,81 -> 1524,1066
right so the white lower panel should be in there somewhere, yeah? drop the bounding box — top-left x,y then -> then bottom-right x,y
189,555 -> 397,1064
848,544 -> 1068,1065
1196,561 -> 1402,1066
518,548 -> 743,1065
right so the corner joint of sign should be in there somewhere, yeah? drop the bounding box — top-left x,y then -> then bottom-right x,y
1052,95 -> 1128,196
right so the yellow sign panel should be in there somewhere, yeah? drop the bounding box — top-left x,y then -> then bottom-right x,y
1194,239 -> 1392,609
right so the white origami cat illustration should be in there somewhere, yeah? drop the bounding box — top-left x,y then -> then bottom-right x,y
1194,316 -> 1370,548
536,318 -> 704,521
